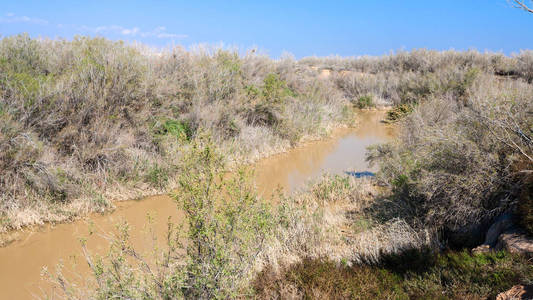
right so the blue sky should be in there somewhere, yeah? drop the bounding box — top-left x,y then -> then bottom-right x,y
1,0 -> 532,58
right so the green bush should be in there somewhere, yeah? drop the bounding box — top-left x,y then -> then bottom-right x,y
262,73 -> 295,104
355,95 -> 374,108
153,118 -> 193,141
146,164 -> 169,188
175,138 -> 275,298
47,139 -> 276,298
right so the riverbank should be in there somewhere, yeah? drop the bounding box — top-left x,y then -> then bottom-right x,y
0,110 -> 394,300
3,39 -> 533,299
0,109 -> 360,246
1,35 -> 355,234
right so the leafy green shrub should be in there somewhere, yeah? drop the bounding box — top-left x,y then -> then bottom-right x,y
146,164 -> 169,188
356,95 -> 374,109
262,73 -> 295,104
153,118 -> 193,141
175,139 -> 275,298
47,138 -> 276,298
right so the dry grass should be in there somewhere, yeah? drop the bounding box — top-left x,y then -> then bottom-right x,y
3,34 -> 532,234
366,70 -> 533,246
0,35 -> 349,232
257,175 -> 430,273
32,43 -> 533,298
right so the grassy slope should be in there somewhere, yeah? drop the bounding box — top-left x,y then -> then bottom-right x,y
254,250 -> 533,299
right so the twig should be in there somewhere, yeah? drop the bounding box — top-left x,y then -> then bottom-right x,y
513,0 -> 533,13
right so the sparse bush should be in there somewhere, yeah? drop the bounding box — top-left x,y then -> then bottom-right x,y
515,50 -> 533,83
368,75 -> 533,242
146,164 -> 169,188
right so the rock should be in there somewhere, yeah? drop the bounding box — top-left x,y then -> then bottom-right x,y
496,229 -> 533,255
472,244 -> 491,255
496,285 -> 533,300
484,213 -> 515,246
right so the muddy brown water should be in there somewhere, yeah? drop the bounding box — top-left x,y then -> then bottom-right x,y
0,110 -> 395,300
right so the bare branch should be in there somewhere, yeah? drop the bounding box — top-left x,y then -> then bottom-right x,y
513,0 -> 533,13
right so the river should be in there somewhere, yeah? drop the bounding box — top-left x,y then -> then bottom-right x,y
0,110 -> 395,300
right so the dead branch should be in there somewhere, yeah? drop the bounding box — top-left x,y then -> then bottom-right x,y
513,0 -> 533,13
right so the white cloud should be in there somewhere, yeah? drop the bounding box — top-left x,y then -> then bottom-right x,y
1,13 -> 187,41
139,26 -> 188,39
121,27 -> 139,35
0,13 -> 48,25
77,25 -> 187,39
156,32 -> 187,39
80,24 -> 186,39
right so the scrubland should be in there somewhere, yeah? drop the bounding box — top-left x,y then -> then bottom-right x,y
0,34 -> 349,232
2,34 -> 533,298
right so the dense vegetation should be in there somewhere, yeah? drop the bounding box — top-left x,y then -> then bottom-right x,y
0,34 -> 349,232
2,35 -> 532,298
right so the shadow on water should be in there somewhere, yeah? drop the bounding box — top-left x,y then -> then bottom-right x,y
344,171 -> 375,178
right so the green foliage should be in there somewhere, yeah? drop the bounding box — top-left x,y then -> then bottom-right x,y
49,139 -> 276,299
244,84 -> 260,98
146,164 -> 169,188
216,50 -> 241,74
262,73 -> 295,104
7,72 -> 52,105
175,138 -> 275,299
355,94 -> 374,109
155,118 -> 193,141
